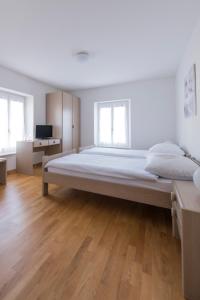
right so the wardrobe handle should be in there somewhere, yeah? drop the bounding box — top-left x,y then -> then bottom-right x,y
72,125 -> 75,129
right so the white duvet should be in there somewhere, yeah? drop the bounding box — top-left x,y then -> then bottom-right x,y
80,147 -> 148,159
46,154 -> 158,181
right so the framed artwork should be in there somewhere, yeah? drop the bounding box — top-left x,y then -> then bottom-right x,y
184,64 -> 197,118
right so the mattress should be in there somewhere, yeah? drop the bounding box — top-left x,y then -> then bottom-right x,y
80,147 -> 148,159
46,154 -> 172,193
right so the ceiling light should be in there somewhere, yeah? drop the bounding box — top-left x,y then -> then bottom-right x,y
75,51 -> 90,63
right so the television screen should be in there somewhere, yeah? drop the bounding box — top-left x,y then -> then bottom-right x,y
36,125 -> 53,139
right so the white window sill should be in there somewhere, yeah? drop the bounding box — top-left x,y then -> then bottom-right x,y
0,152 -> 16,157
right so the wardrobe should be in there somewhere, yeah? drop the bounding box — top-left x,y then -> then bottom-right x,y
46,91 -> 80,152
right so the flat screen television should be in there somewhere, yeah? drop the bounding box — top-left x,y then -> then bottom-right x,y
36,125 -> 53,139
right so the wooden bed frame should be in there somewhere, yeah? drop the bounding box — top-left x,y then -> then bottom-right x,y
42,151 -> 171,209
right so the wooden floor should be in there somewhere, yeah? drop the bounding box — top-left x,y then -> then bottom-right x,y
0,169 -> 184,300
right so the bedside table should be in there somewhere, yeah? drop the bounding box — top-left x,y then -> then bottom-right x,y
0,158 -> 7,185
172,181 -> 200,300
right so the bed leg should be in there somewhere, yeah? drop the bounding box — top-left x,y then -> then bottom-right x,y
43,182 -> 48,196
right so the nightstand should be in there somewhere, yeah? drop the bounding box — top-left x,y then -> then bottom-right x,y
172,181 -> 200,300
0,158 -> 7,185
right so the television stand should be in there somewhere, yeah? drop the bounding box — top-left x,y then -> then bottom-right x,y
16,139 -> 61,175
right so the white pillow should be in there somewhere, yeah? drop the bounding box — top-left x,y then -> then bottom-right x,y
147,153 -> 179,160
149,142 -> 185,156
145,156 -> 198,180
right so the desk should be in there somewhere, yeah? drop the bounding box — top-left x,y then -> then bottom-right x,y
0,158 -> 7,184
16,139 -> 61,175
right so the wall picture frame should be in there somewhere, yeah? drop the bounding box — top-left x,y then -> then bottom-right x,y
184,64 -> 197,118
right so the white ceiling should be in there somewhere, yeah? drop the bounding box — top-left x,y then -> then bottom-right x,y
0,0 -> 200,90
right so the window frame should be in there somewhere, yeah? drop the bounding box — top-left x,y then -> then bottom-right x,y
94,99 -> 131,148
0,91 -> 25,154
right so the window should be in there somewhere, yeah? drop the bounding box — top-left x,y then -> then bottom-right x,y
95,99 -> 131,148
0,91 -> 25,154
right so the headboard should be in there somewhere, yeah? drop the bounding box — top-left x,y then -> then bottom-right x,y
186,153 -> 200,166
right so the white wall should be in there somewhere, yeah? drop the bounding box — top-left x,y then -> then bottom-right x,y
0,65 -> 56,170
176,19 -> 200,160
73,77 -> 176,149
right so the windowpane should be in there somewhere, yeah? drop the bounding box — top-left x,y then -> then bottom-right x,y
99,107 -> 112,145
113,105 -> 127,145
9,100 -> 24,149
0,98 -> 8,152
95,100 -> 130,148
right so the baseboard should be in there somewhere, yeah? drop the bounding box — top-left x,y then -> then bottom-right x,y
7,169 -> 17,175
33,163 -> 42,168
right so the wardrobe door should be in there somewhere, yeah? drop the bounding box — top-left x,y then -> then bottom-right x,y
46,92 -> 62,138
72,96 -> 80,151
62,92 -> 73,151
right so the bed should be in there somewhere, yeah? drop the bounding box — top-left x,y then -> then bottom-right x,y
42,151 -> 172,209
79,145 -> 148,158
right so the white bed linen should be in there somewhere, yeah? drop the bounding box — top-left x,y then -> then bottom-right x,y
80,147 -> 148,158
46,154 -> 157,181
46,154 -> 173,192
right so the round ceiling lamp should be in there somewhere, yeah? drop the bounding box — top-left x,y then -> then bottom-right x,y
75,51 -> 90,63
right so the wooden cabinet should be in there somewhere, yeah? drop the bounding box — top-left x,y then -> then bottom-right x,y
172,181 -> 200,300
62,92 -> 73,151
0,158 -> 7,185
72,96 -> 80,150
46,92 -> 63,139
46,92 -> 80,152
